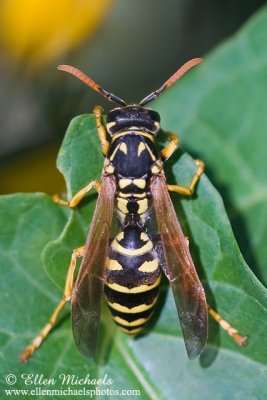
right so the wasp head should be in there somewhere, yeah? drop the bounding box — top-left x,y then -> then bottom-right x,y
106,106 -> 160,136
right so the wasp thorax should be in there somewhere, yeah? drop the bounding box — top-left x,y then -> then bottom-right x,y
106,106 -> 160,136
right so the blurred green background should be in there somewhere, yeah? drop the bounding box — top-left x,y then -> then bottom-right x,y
0,0 -> 265,195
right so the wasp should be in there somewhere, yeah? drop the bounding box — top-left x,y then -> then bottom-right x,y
21,58 -> 247,362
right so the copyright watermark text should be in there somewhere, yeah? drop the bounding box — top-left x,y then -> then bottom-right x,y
3,373 -> 141,398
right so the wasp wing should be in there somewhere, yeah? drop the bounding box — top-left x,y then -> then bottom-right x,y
151,174 -> 208,359
71,174 -> 116,358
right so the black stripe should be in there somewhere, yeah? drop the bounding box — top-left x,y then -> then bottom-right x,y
117,225 -> 148,249
104,285 -> 159,309
116,322 -> 147,331
126,199 -> 139,214
108,307 -> 153,322
108,249 -> 157,269
105,265 -> 161,289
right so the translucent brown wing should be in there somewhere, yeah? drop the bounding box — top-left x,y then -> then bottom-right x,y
71,174 -> 116,358
151,174 -> 208,359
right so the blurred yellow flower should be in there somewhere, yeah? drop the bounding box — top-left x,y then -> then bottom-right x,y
0,0 -> 112,66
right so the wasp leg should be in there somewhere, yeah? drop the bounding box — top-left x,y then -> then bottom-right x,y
161,133 -> 179,161
93,105 -> 109,156
53,180 -> 101,208
208,305 -> 247,346
167,159 -> 205,196
20,246 -> 85,362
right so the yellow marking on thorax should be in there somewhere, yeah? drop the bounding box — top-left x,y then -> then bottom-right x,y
110,142 -> 127,161
105,275 -> 161,293
138,259 -> 159,273
106,258 -> 123,271
137,198 -> 149,214
118,192 -> 131,198
116,231 -> 124,241
133,179 -> 146,189
145,143 -> 156,161
120,142 -> 127,154
117,198 -> 128,214
113,315 -> 148,327
134,193 -> 147,198
111,239 -> 153,256
106,121 -> 116,130
107,296 -> 158,313
109,143 -> 120,161
137,142 -> 146,156
111,131 -> 155,142
118,192 -> 147,199
140,232 -> 149,241
105,164 -> 115,174
119,178 -> 132,189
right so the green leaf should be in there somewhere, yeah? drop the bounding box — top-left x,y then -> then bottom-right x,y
42,115 -> 103,289
153,6 -> 267,288
1,113 -> 267,400
2,7 -> 267,400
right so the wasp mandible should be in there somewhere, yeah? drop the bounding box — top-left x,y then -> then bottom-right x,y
21,58 -> 247,362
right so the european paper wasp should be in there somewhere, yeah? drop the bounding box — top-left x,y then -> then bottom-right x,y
21,58 -> 247,361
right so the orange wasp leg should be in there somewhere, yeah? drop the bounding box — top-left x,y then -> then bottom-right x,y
167,159 -> 205,196
53,180 -> 101,208
208,305 -> 247,346
52,103 -> 107,209
20,246 -> 86,362
161,133 -> 180,161
93,105 -> 109,156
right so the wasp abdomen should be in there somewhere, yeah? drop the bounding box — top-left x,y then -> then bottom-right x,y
104,225 -> 161,335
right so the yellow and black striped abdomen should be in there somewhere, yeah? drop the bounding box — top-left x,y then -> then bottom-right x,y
104,225 -> 161,335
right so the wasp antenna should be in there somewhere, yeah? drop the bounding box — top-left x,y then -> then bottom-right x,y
139,58 -> 203,106
57,65 -> 127,106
